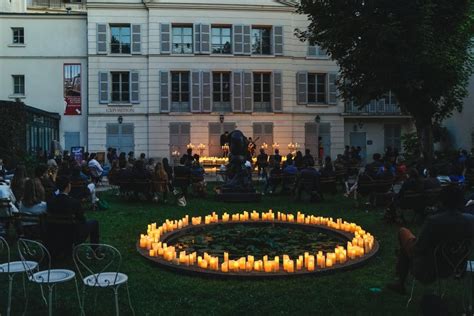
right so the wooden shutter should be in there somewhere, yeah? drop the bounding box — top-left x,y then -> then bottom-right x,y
243,25 -> 251,55
130,71 -> 140,104
201,71 -> 212,112
131,24 -> 141,54
191,71 -> 201,112
194,24 -> 201,54
232,71 -> 243,112
297,71 -> 308,105
273,26 -> 283,56
200,24 -> 211,54
273,71 -> 282,112
97,23 -> 107,54
233,25 -> 244,55
98,72 -> 109,104
160,71 -> 170,112
160,23 -> 171,54
243,71 -> 253,112
328,73 -> 338,105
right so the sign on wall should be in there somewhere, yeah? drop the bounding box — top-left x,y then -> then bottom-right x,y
64,64 -> 82,115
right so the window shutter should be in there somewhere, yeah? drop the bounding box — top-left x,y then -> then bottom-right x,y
160,23 -> 171,54
243,25 -> 251,55
273,71 -> 283,112
328,73 -> 338,105
273,26 -> 283,56
131,24 -> 141,54
232,71 -> 243,112
160,71 -> 170,112
243,71 -> 253,112
98,72 -> 109,104
233,25 -> 244,55
200,24 -> 211,54
194,24 -> 201,54
130,71 -> 140,104
297,71 -> 308,105
201,71 -> 212,112
191,71 -> 201,112
97,23 -> 107,54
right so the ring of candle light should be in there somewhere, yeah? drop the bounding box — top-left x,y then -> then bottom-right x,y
137,210 -> 379,277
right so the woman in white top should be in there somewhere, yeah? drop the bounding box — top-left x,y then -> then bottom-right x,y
19,178 -> 47,226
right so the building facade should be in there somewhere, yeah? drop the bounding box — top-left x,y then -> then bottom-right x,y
0,0 -> 88,153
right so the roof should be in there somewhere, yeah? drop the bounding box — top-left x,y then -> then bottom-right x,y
0,100 -> 61,120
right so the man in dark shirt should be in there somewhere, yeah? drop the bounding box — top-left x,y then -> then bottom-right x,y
269,149 -> 282,168
295,162 -> 321,200
387,185 -> 474,294
302,149 -> 315,168
365,153 -> 383,178
173,157 -> 191,197
256,148 -> 269,180
47,176 -> 100,257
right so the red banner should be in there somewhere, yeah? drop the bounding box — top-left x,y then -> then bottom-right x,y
64,64 -> 82,115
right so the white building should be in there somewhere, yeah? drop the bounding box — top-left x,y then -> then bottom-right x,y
0,0 -> 88,153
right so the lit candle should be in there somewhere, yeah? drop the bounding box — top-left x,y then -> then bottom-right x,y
326,257 -> 333,268
221,262 -> 229,273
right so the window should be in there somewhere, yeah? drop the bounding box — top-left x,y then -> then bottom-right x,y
308,45 -> 328,58
172,26 -> 193,54
384,124 -> 402,151
253,73 -> 272,112
12,27 -> 24,44
111,72 -> 130,103
208,122 -> 236,156
253,123 -> 273,148
212,72 -> 231,112
12,75 -> 25,95
171,72 -> 190,112
211,26 -> 232,54
308,73 -> 327,104
251,27 -> 271,55
169,123 -> 190,158
110,25 -> 131,54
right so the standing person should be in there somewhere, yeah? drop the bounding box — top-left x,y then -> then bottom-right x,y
303,149 -> 315,167
127,151 -> 135,165
256,148 -> 269,180
248,137 -> 257,157
220,131 -> 229,157
294,151 -> 304,170
173,157 -> 191,198
139,153 -> 146,162
153,162 -> 169,203
318,137 -> 324,164
270,149 -> 282,168
10,165 -> 27,203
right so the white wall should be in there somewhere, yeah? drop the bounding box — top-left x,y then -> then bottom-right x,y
0,0 -> 26,13
0,14 -> 88,148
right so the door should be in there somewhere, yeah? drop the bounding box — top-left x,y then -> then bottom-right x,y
169,122 -> 191,158
305,123 -> 318,159
349,132 -> 367,162
208,122 -> 236,157
319,123 -> 331,159
106,123 -> 135,154
64,132 -> 80,152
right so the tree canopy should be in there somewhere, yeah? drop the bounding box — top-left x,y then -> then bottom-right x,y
298,0 -> 474,161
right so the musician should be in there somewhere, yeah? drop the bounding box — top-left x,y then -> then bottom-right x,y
248,137 -> 257,157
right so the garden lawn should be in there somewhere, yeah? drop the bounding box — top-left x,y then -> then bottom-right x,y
1,183 -> 469,315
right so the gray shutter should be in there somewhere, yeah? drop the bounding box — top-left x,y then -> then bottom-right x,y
233,25 -> 244,55
232,71 -> 243,112
98,72 -> 109,104
160,71 -> 170,112
297,71 -> 308,105
97,23 -> 107,54
273,71 -> 282,112
194,24 -> 201,54
191,71 -> 201,112
160,23 -> 171,54
328,73 -> 338,105
201,71 -> 212,112
243,71 -> 253,112
130,71 -> 140,104
131,24 -> 141,54
273,26 -> 283,56
200,24 -> 211,54
243,25 -> 251,55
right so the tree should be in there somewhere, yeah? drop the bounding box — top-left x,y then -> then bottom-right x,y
297,0 -> 474,164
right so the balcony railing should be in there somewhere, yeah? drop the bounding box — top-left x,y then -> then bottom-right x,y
27,0 -> 85,9
344,100 -> 403,115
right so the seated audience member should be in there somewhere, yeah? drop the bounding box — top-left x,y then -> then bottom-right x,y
395,156 -> 407,179
162,158 -> 174,191
10,165 -> 27,203
107,160 -> 120,186
190,158 -> 206,197
46,176 -> 100,257
321,157 -> 336,178
139,153 -> 146,162
256,148 -> 269,179
35,164 -> 57,200
303,149 -> 315,168
387,185 -> 474,294
19,178 -> 47,231
146,158 -> 155,173
131,159 -> 152,200
378,162 -> 396,181
398,168 -> 424,197
47,155 -> 58,169
423,168 -> 441,190
173,157 -> 191,197
265,164 -> 283,194
365,153 -> 384,178
294,162 -> 321,200
281,156 -> 297,193
294,151 -> 304,170
88,153 -> 104,182
128,151 -> 135,165
70,165 -> 98,209
153,162 -> 169,202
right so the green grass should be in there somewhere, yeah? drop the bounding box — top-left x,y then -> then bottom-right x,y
1,183 -> 469,315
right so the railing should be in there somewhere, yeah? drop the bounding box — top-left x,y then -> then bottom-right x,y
344,100 -> 402,115
27,0 -> 85,9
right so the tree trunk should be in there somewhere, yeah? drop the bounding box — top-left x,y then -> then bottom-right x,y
414,119 -> 434,166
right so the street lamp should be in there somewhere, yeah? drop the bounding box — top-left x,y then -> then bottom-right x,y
315,115 -> 321,124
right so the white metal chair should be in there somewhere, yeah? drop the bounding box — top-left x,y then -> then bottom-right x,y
0,236 -> 38,316
74,243 -> 135,316
17,238 -> 82,316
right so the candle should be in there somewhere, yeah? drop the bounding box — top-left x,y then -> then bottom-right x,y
224,252 -> 229,262
149,249 -> 155,257
221,262 -> 229,273
326,258 -> 333,268
308,258 -> 315,271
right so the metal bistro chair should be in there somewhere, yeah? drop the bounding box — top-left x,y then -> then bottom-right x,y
407,239 -> 473,310
0,236 -> 38,316
74,243 -> 135,316
17,238 -> 82,316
